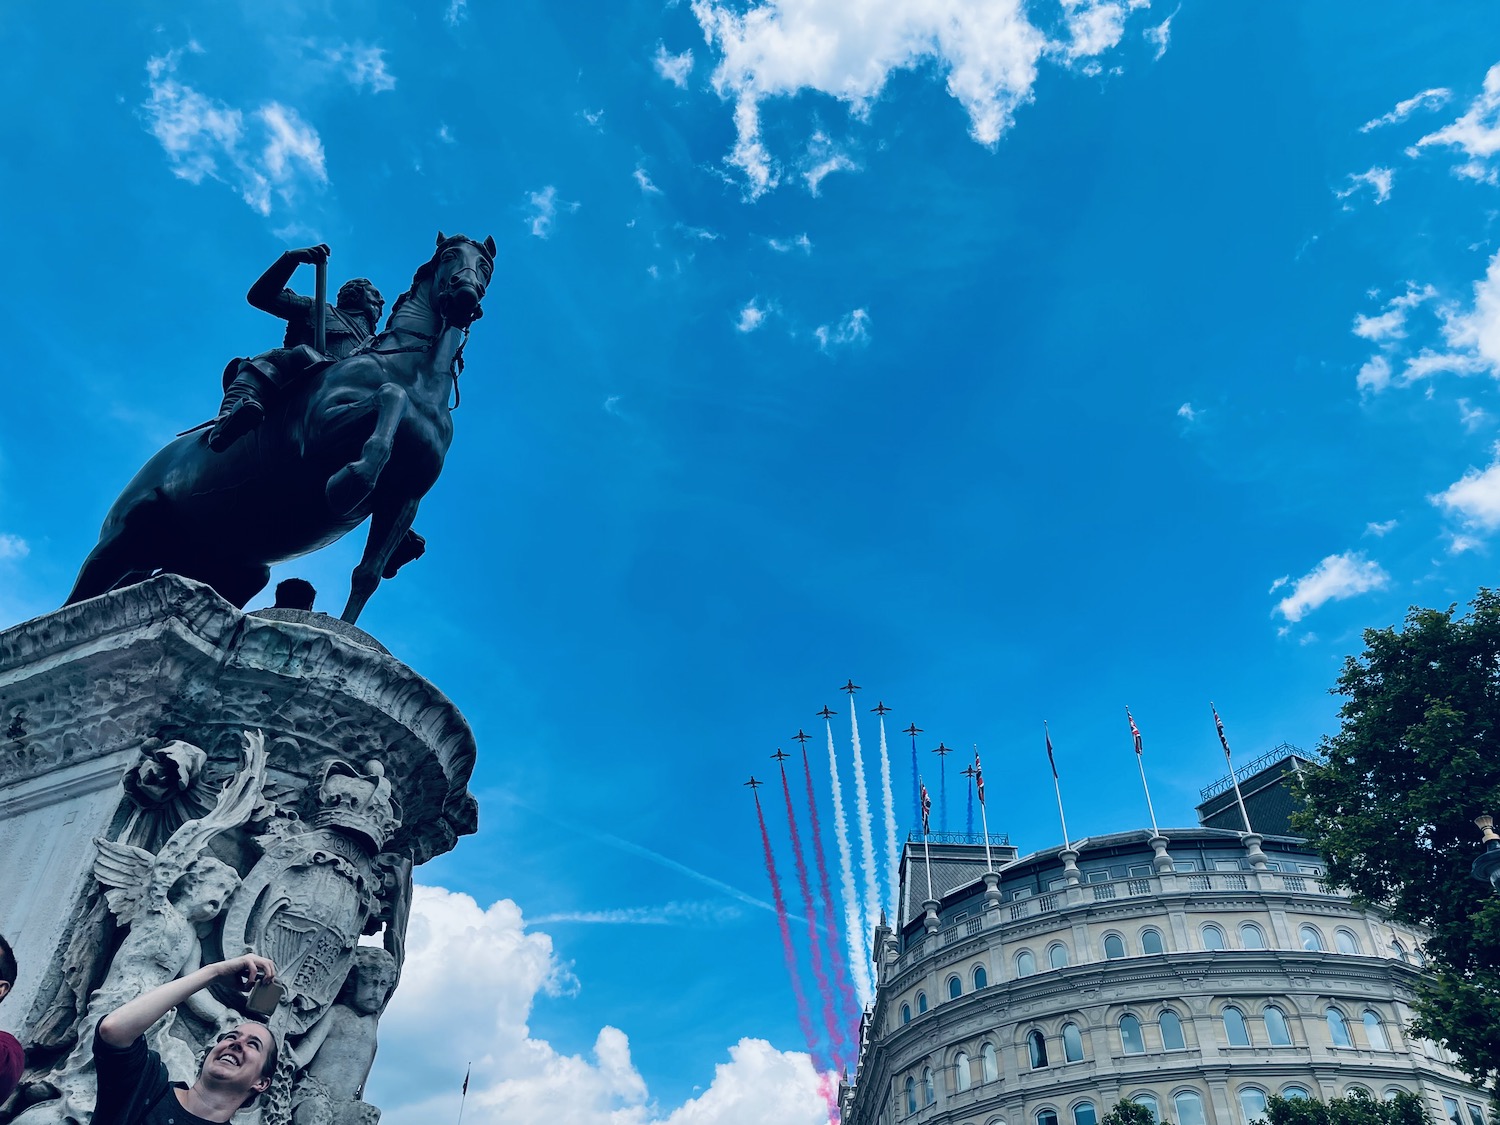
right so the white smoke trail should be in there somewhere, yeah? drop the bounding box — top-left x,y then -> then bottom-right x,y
877,715 -> 899,925
826,718 -> 873,1005
848,705 -> 881,956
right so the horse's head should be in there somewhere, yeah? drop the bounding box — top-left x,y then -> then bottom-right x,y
432,231 -> 496,328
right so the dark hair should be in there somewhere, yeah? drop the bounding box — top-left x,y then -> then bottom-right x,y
0,932 -> 15,989
273,578 -> 316,611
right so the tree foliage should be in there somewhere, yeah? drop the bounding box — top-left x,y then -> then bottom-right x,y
1294,590 -> 1500,1092
1101,1100 -> 1172,1125
1259,1091 -> 1429,1125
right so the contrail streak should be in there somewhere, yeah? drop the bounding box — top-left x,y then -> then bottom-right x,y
780,762 -> 846,1067
877,714 -> 899,926
827,718 -> 873,1006
802,745 -> 860,1046
848,705 -> 880,961
752,788 -> 822,1069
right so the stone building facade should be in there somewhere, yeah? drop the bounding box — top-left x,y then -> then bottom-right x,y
840,827 -> 1490,1125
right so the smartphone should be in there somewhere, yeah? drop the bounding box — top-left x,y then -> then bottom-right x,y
245,980 -> 286,1019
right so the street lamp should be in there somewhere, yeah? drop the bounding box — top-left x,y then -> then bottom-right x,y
1472,815 -> 1500,892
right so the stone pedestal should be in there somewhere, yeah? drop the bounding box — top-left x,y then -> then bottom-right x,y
0,576 -> 478,1125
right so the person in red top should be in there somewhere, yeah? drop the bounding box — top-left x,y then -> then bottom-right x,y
0,932 -> 23,1103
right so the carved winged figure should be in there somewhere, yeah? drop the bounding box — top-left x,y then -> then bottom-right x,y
14,732 -> 269,1125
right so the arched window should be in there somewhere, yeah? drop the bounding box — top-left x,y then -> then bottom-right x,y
981,1043 -> 998,1082
917,991 -> 928,1014
1239,922 -> 1266,949
1223,1006 -> 1251,1046
922,1067 -> 935,1106
1201,923 -> 1227,951
1363,1010 -> 1389,1051
1120,1014 -> 1145,1054
1038,1112 -> 1060,1125
905,1076 -> 917,1114
1346,1087 -> 1372,1100
948,975 -> 963,1000
1382,1090 -> 1404,1103
1141,928 -> 1165,955
1411,945 -> 1428,967
1160,1009 -> 1186,1050
1327,1007 -> 1353,1048
1299,925 -> 1325,952
1049,943 -> 1070,970
1074,1103 -> 1098,1125
1335,928 -> 1362,955
1264,1006 -> 1292,1046
1062,1022 -> 1084,1062
901,1003 -> 912,1025
1174,1091 -> 1206,1125
1134,1095 -> 1160,1123
1390,938 -> 1410,963
1104,934 -> 1126,960
953,1052 -> 971,1092
1283,1088 -> 1310,1101
973,965 -> 988,990
1016,950 -> 1036,977
1027,1029 -> 1049,1069
1239,1088 -> 1269,1124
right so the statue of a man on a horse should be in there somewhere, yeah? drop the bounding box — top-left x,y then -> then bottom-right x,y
65,231 -> 496,625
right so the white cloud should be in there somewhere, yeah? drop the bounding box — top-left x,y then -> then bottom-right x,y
767,233 -> 813,254
1363,519 -> 1398,538
1356,354 -> 1392,393
372,885 -> 828,1125
694,0 -> 1120,198
445,0 -> 468,26
1459,398 -> 1491,432
1414,64 -> 1500,183
1432,444 -> 1500,532
800,131 -> 857,196
582,109 -> 605,128
654,43 -> 695,88
1335,165 -> 1394,206
736,299 -> 768,333
1352,283 -> 1436,342
142,48 -> 327,216
525,186 -> 578,239
1402,348 -> 1486,382
0,534 -> 29,561
1272,551 -> 1390,623
1142,5 -> 1178,62
1176,402 -> 1197,421
1439,247 -> 1500,375
1449,533 -> 1485,555
634,165 -> 663,194
815,308 -> 870,351
1360,87 -> 1452,133
325,43 -> 396,93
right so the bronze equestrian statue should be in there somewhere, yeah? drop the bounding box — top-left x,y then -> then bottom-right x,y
65,232 -> 496,624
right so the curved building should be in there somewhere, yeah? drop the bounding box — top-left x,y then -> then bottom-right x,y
840,826 -> 1489,1125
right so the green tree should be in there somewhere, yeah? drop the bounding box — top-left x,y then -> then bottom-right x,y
1259,1091 -> 1429,1125
1294,590 -> 1500,1093
1100,1100 -> 1172,1125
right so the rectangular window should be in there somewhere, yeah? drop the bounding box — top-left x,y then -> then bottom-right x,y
1008,888 -> 1032,901
952,912 -> 968,923
1047,878 -> 1067,891
1299,864 -> 1324,876
1173,860 -> 1199,872
1128,864 -> 1153,878
1085,870 -> 1111,884
1443,1098 -> 1462,1125
1214,859 -> 1248,871
1465,1106 -> 1484,1125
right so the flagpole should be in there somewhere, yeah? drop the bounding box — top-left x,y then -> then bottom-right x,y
1212,702 -> 1254,834
974,748 -> 994,872
1128,707 -> 1160,836
1046,721 -> 1072,851
919,778 -> 935,901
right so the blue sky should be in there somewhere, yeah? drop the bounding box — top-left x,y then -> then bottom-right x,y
4,1 -> 1500,1122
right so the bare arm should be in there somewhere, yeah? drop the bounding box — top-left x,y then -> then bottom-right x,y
247,245 -> 330,318
97,955 -> 275,1047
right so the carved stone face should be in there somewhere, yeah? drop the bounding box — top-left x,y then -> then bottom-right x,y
351,959 -> 397,1014
178,859 -> 241,922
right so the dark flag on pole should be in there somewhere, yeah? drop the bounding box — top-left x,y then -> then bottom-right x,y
974,752 -> 985,806
1045,725 -> 1058,780
462,1065 -> 470,1096
1212,703 -> 1233,765
920,780 -> 932,835
1127,708 -> 1143,756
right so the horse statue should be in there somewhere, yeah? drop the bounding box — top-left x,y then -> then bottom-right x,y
65,232 -> 495,624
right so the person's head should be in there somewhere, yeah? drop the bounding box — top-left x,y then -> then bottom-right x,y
337,278 -> 384,322
0,931 -> 16,1006
273,578 -> 317,611
198,1022 -> 278,1108
343,947 -> 398,1015
171,857 -> 240,923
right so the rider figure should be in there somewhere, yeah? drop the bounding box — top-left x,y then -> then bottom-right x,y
207,245 -> 385,453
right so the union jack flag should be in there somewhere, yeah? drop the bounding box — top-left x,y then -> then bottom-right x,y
974,752 -> 985,806
1127,708 -> 1143,756
1212,704 -> 1233,765
920,780 -> 932,835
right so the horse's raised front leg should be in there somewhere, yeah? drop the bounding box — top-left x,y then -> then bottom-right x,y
343,496 -> 421,624
326,383 -> 409,518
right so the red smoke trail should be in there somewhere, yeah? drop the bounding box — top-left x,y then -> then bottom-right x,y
753,787 -> 822,1071
780,761 -> 846,1067
802,746 -> 861,1044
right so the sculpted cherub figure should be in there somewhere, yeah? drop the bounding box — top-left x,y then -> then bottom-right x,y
288,946 -> 399,1125
14,732 -> 268,1125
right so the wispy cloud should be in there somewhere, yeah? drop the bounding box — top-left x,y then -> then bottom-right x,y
1272,551 -> 1390,623
1176,402 -> 1198,422
633,165 -> 662,195
1363,519 -> 1398,538
1413,64 -> 1500,183
801,131 -> 857,196
653,43 -> 694,89
524,185 -> 578,239
1459,398 -> 1491,433
444,0 -> 468,27
767,233 -> 812,254
815,308 -> 870,352
530,901 -> 744,926
1335,165 -> 1394,206
1360,87 -> 1452,133
736,298 -> 768,333
324,42 -> 396,93
1060,0 -> 1129,61
0,534 -> 29,561
1352,283 -> 1436,342
1142,5 -> 1179,62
